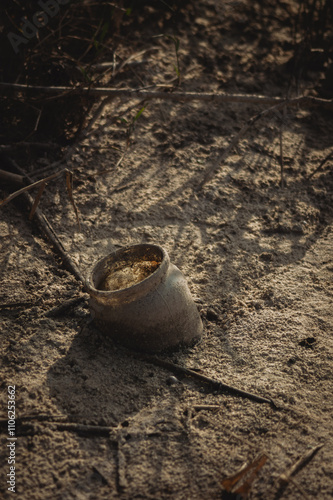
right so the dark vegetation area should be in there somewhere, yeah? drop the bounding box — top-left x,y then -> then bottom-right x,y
0,0 -> 332,154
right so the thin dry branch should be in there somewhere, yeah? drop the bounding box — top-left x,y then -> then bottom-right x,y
0,169 -> 27,185
0,168 -> 81,229
116,434 -> 128,492
1,156 -> 86,287
1,82 -> 332,109
1,420 -> 118,440
0,414 -> 66,427
278,444 -> 325,486
279,128 -> 284,188
193,404 -> 220,411
307,150 -> 333,179
274,444 -> 325,500
0,301 -> 35,309
44,296 -> 85,317
0,142 -> 58,151
65,170 -> 81,230
141,355 -> 276,406
0,169 -> 66,207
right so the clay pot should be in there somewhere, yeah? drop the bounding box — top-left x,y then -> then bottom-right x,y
86,244 -> 203,353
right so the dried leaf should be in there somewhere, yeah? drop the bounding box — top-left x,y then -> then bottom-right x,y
233,455 -> 267,498
222,454 -> 268,500
222,461 -> 252,491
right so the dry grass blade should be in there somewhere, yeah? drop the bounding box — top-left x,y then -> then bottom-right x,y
66,171 -> 81,230
1,82 -> 332,109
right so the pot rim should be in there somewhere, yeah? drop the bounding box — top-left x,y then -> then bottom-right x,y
86,243 -> 170,301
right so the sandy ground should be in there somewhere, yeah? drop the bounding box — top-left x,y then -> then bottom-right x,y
1,1 -> 333,498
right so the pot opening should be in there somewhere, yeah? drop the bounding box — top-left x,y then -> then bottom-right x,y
97,247 -> 163,292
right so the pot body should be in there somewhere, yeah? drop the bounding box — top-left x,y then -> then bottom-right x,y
86,244 -> 203,353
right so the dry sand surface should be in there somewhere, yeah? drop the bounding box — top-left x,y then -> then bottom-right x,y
1,1 -> 333,498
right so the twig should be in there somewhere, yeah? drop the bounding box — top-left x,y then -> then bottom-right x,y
92,466 -> 110,487
0,167 -> 81,229
0,414 -> 67,427
0,301 -> 35,309
0,414 -> 116,440
193,404 -> 220,411
142,355 -> 276,407
0,168 -> 68,207
3,420 -> 118,440
27,159 -> 64,180
0,414 -> 116,439
279,106 -> 287,188
1,156 -> 86,287
0,142 -> 58,151
44,296 -> 86,317
65,170 -> 81,230
116,434 -> 128,493
278,444 -> 324,486
274,444 -> 325,499
82,56 -> 155,135
279,127 -> 284,188
29,181 -> 46,220
307,150 -> 333,180
1,82 -> 332,109
197,102 -> 287,189
90,59 -> 149,72
26,92 -> 164,182
0,169 -> 27,185
25,94 -> 122,181
77,17 -> 104,63
21,106 -> 42,142
53,422 -> 117,439
89,47 -> 155,78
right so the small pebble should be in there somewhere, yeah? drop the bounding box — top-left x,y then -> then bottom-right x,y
166,376 -> 180,386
